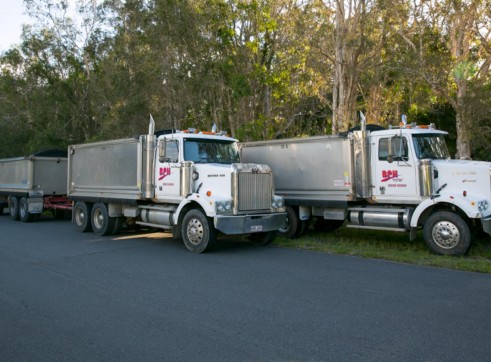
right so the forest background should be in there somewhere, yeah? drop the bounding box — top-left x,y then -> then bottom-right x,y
0,0 -> 490,160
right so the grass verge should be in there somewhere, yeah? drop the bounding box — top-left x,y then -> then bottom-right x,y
273,227 -> 491,274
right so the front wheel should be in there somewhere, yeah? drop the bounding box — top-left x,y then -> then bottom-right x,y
423,211 -> 471,256
181,209 -> 216,253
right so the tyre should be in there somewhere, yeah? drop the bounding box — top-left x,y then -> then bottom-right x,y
112,216 -> 125,235
73,201 -> 93,232
249,231 -> 277,245
9,196 -> 20,221
181,209 -> 216,253
91,203 -> 115,236
423,211 -> 471,256
278,206 -> 305,238
19,197 -> 33,222
314,219 -> 344,232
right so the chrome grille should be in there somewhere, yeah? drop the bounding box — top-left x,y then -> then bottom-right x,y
238,172 -> 272,211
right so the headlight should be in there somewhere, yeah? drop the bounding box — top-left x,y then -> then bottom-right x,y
478,200 -> 489,211
272,196 -> 284,209
216,200 -> 232,213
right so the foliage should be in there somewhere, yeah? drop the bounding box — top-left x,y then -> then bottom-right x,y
0,0 -> 489,159
274,227 -> 491,274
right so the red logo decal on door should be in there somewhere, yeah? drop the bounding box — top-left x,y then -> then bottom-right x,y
381,170 -> 398,182
159,167 -> 171,180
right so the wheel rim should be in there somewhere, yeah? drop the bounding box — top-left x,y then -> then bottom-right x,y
20,201 -> 27,218
75,207 -> 86,226
93,208 -> 104,229
186,218 -> 204,245
279,215 -> 291,233
432,220 -> 460,249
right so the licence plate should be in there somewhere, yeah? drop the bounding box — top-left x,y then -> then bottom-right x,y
251,225 -> 263,232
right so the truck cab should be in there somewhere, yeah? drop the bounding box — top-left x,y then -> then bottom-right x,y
154,131 -> 286,250
367,125 -> 491,255
370,127 -> 449,203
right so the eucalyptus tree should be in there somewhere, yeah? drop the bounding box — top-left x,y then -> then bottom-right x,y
395,0 -> 491,159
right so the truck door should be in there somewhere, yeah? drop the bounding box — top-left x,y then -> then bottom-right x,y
155,138 -> 181,199
371,134 -> 418,201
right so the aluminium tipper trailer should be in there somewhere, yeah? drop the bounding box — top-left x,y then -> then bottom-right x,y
0,149 -> 71,221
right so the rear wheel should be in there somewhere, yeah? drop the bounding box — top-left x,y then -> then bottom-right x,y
91,203 -> 115,236
73,201 -> 92,232
19,197 -> 33,222
314,219 -> 345,232
278,206 -> 306,238
0,203 -> 7,215
249,231 -> 277,245
423,211 -> 471,256
112,217 -> 125,235
9,196 -> 20,221
181,209 -> 216,253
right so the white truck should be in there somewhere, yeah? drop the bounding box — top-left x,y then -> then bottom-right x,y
68,118 -> 286,252
240,119 -> 491,256
0,150 -> 71,221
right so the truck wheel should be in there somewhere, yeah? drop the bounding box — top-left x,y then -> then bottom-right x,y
111,217 -> 125,235
73,201 -> 92,232
91,203 -> 115,236
181,209 -> 216,253
423,211 -> 471,256
19,197 -> 33,222
314,219 -> 344,232
9,197 -> 20,221
279,206 -> 305,238
249,231 -> 277,245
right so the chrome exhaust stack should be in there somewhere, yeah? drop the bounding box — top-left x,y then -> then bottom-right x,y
142,115 -> 156,199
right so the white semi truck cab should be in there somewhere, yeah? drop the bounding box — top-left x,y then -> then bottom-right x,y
240,120 -> 491,255
68,119 -> 286,253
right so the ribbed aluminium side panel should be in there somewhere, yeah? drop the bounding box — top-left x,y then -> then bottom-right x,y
238,173 -> 271,211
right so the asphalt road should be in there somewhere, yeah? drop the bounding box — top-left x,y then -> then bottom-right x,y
1,213 -> 490,361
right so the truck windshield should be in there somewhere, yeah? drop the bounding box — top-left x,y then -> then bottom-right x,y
184,139 -> 240,164
412,134 -> 450,160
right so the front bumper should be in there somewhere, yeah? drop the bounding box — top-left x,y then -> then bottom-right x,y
482,216 -> 491,236
214,212 -> 287,235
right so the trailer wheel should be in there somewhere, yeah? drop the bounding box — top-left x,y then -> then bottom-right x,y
423,211 -> 471,256
91,203 -> 115,236
9,197 -> 20,221
249,231 -> 277,245
73,201 -> 92,232
19,197 -> 33,222
279,206 -> 305,238
181,209 -> 216,253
